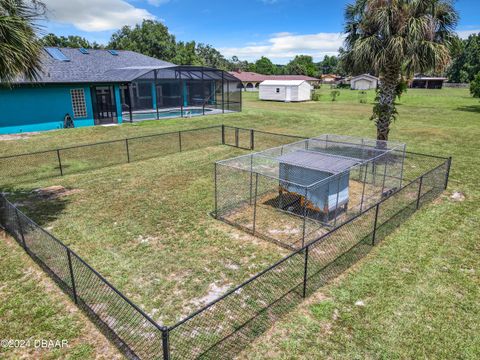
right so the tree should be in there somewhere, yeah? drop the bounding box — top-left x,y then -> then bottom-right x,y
254,56 -> 276,74
317,55 -> 339,74
108,20 -> 176,62
286,55 -> 318,77
447,33 -> 480,83
0,0 -> 45,84
342,0 -> 458,141
195,43 -> 229,70
172,41 -> 201,65
470,72 -> 480,98
41,33 -> 103,49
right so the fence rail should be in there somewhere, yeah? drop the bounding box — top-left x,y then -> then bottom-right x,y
0,127 -> 451,359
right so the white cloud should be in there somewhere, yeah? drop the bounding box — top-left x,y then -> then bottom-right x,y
43,0 -> 155,32
457,29 -> 480,39
220,32 -> 345,63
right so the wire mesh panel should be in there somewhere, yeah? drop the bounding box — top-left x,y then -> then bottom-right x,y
70,253 -> 164,359
252,130 -> 306,151
127,132 -> 181,162
179,126 -> 222,152
168,250 -> 306,359
60,140 -> 127,175
216,160 -> 254,231
17,212 -> 73,290
418,162 -> 449,206
0,151 -> 60,185
305,205 -> 377,294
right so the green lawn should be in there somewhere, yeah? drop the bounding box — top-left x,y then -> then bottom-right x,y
1,88 -> 479,359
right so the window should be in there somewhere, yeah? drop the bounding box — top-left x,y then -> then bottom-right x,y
45,47 -> 70,62
276,88 -> 280,93
70,89 -> 87,118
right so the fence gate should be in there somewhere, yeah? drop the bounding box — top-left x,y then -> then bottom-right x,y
223,126 -> 253,150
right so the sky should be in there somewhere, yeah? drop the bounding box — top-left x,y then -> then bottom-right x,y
42,0 -> 480,64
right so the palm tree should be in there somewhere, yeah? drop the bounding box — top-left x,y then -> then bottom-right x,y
342,0 -> 458,140
0,0 -> 45,84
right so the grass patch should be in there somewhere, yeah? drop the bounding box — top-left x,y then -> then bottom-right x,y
1,88 -> 479,358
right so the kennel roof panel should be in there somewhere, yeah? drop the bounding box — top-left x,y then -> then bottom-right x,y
276,150 -> 360,175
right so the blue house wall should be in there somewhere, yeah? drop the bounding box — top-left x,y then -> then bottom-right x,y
0,84 -> 123,134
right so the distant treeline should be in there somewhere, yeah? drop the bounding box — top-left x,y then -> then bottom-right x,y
40,20 -> 479,82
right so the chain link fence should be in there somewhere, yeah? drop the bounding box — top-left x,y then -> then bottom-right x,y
0,126 -> 451,359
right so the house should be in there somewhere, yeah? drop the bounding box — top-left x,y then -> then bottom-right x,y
350,74 -> 379,90
229,70 -> 320,91
321,74 -> 341,84
0,47 -> 241,134
410,75 -> 447,89
259,80 -> 312,102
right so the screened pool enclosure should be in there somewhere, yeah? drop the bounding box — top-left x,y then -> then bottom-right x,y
216,135 -> 407,250
113,66 -> 242,121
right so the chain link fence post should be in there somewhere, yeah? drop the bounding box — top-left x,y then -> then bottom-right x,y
125,139 -> 130,163
56,149 -> 63,176
301,188 -> 308,248
214,162 -> 218,219
253,173 -> 259,235
162,327 -> 170,360
250,129 -> 254,150
302,245 -> 309,298
372,203 -> 380,246
178,131 -> 182,152
221,125 -> 225,145
416,175 -> 424,210
444,157 -> 452,190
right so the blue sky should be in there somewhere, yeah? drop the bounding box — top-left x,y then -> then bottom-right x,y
42,0 -> 480,64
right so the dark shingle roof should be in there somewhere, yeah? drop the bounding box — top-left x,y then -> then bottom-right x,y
14,47 -> 175,84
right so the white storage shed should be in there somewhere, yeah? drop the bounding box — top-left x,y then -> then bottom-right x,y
350,74 -> 379,90
259,80 -> 312,102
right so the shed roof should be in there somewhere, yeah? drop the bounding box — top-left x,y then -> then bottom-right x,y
260,80 -> 307,86
351,74 -> 379,82
276,150 -> 360,175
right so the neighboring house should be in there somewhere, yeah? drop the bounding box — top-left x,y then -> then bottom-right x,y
0,47 -> 240,134
410,75 -> 447,89
321,74 -> 341,84
259,80 -> 312,102
350,74 -> 379,90
229,70 -> 320,91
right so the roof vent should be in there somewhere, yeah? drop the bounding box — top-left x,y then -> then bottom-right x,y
108,50 -> 119,56
45,47 -> 70,62
79,48 -> 89,54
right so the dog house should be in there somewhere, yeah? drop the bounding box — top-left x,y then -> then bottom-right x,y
277,150 -> 359,217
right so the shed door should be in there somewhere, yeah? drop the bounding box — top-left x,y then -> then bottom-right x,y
285,86 -> 292,102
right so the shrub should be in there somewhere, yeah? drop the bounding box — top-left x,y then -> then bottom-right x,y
470,73 -> 480,98
331,90 -> 340,101
312,92 -> 322,101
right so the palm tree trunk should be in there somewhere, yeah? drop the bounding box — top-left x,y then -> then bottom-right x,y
376,67 -> 399,141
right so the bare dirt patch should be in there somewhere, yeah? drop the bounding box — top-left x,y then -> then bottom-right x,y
32,185 -> 82,200
0,133 -> 37,141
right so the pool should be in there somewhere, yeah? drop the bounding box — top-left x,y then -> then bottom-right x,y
127,108 -> 213,121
